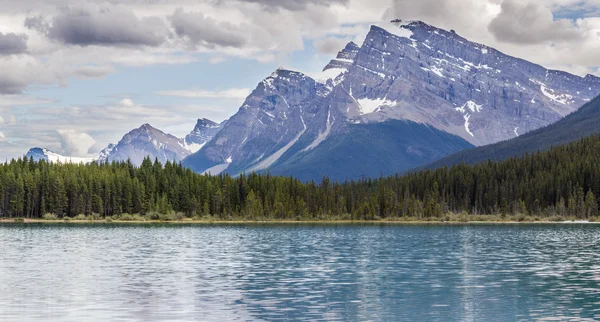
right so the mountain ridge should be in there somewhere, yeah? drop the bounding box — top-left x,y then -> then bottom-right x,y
181,19 -> 600,181
425,92 -> 600,169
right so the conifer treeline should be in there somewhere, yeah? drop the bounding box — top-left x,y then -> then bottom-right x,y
2,134 -> 600,220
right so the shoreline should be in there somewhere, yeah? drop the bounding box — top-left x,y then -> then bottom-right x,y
1,218 -> 597,225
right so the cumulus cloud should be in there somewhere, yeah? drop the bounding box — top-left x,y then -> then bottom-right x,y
170,8 -> 248,48
0,96 -> 237,159
383,0 -> 498,36
56,129 -> 96,157
0,132 -> 6,142
0,56 -> 63,94
156,88 -> 252,99
237,0 -> 349,11
25,4 -> 170,47
0,32 -> 28,55
489,0 -> 584,44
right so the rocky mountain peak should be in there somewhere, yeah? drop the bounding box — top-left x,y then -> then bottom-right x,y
185,118 -> 224,153
193,118 -> 219,130
98,124 -> 190,166
323,41 -> 360,72
182,19 -> 600,181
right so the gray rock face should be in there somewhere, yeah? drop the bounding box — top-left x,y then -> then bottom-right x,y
182,20 -> 600,179
184,118 -> 224,152
323,41 -> 360,71
98,124 -> 191,166
184,68 -> 344,175
344,21 -> 600,146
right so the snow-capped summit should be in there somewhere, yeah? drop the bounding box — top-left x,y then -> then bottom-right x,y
97,144 -> 116,163
342,19 -> 600,145
184,118 -> 224,153
323,41 -> 360,71
182,19 -> 600,181
97,124 -> 191,166
25,148 -> 96,164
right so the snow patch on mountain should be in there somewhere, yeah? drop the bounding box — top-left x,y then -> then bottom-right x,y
184,118 -> 224,153
97,144 -> 116,162
201,163 -> 230,176
26,148 -> 96,164
357,97 -> 395,114
248,128 -> 307,172
455,101 -> 483,137
182,141 -> 206,153
312,68 -> 347,84
462,114 -> 474,137
541,85 -> 574,105
303,109 -> 334,152
456,101 -> 483,113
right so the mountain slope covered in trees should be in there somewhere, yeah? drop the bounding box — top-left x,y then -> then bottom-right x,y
2,132 -> 600,220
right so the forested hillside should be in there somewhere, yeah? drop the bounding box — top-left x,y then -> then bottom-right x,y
2,134 -> 600,220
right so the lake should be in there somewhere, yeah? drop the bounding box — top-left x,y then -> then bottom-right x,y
1,223 -> 600,321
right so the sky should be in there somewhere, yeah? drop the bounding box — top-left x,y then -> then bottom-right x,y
1,0 -> 600,160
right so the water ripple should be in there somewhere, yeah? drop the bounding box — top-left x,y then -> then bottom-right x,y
1,223 -> 599,321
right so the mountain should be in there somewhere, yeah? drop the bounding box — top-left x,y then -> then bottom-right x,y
181,20 -> 600,181
23,119 -> 223,167
426,92 -> 600,169
25,148 -> 95,164
340,20 -> 600,146
184,118 -> 224,153
182,66 -> 473,180
265,119 -> 474,181
98,124 -> 191,165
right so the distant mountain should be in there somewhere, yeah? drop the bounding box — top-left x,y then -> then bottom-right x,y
426,92 -> 600,169
23,119 -> 224,167
184,118 -> 224,153
182,20 -> 600,181
25,148 -> 95,164
97,124 -> 191,166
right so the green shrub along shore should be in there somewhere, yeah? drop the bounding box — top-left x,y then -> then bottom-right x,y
2,211 -> 599,224
2,135 -> 600,222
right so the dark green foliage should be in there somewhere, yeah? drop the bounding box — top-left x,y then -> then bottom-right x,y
2,134 -> 600,220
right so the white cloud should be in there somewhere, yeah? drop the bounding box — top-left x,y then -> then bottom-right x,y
156,88 -> 252,99
381,0 -> 600,76
0,132 -> 6,142
2,0 -> 600,160
24,4 -> 171,47
314,36 -> 352,54
0,95 -> 239,159
120,98 -> 135,107
56,129 -> 96,157
489,0 -> 584,44
0,94 -> 52,106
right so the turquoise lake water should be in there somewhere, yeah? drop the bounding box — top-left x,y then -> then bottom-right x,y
1,223 -> 600,321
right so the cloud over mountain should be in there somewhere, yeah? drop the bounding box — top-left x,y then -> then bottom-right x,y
25,4 -> 170,47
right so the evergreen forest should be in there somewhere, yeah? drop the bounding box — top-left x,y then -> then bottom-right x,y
2,134 -> 600,221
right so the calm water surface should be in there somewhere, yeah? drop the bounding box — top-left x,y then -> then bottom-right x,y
1,223 -> 600,321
